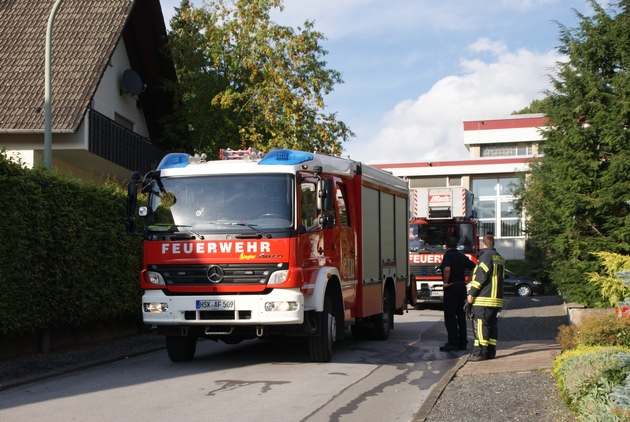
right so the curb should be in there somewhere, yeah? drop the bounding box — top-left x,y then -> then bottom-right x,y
412,353 -> 470,421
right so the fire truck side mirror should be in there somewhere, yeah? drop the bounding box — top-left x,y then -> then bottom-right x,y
127,186 -> 136,212
126,181 -> 138,217
317,214 -> 335,229
317,178 -> 334,212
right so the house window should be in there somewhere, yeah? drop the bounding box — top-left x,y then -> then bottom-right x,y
115,113 -> 134,131
472,177 -> 523,238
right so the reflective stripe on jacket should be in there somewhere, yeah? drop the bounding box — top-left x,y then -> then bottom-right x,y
468,248 -> 505,308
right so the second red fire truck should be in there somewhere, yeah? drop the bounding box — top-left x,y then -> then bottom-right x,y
126,149 -> 411,362
408,187 -> 478,308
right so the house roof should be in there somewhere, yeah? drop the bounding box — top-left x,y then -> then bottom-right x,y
0,0 -> 175,138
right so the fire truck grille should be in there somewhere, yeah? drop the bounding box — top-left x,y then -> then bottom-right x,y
410,263 -> 441,277
151,263 -> 286,286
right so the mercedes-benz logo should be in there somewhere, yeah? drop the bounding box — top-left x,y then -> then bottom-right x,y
206,265 -> 225,283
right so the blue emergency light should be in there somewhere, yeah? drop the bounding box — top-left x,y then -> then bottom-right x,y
259,149 -> 313,165
157,153 -> 191,169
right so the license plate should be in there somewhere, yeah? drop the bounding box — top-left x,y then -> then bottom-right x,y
196,300 -> 235,310
430,291 -> 443,297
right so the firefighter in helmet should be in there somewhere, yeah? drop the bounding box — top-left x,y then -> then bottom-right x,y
466,234 -> 505,361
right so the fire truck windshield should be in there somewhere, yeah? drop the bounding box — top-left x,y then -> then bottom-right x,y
145,174 -> 294,234
409,221 -> 476,254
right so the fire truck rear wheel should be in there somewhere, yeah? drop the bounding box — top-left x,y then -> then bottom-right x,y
372,290 -> 392,340
166,335 -> 198,362
309,296 -> 336,362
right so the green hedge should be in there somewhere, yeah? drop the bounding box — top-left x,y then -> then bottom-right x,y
554,313 -> 630,420
0,153 -> 143,336
553,346 -> 630,420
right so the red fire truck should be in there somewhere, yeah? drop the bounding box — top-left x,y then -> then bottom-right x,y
126,149 -> 411,362
408,187 -> 478,308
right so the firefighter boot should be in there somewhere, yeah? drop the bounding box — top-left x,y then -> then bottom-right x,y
487,345 -> 496,359
469,347 -> 488,362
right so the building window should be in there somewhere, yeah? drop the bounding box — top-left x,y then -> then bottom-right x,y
480,143 -> 532,157
409,177 -> 447,188
114,113 -> 134,131
472,177 -> 523,238
408,176 -> 461,188
500,200 -> 522,236
448,176 -> 462,186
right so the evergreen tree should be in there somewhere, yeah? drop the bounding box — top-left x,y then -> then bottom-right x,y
162,0 -> 353,157
521,0 -> 630,306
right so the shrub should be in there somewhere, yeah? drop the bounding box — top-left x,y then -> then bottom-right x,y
609,353 -> 630,420
587,252 -> 630,308
557,324 -> 578,351
553,345 -> 630,420
556,314 -> 630,352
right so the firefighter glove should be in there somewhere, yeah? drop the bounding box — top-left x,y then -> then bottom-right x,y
464,302 -> 473,320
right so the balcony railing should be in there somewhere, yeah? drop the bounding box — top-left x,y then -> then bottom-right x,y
88,109 -> 168,174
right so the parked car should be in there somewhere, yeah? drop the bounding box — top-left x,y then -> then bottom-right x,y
503,270 -> 544,297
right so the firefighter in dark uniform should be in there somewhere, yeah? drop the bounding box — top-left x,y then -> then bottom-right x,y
467,234 -> 505,361
439,235 -> 476,352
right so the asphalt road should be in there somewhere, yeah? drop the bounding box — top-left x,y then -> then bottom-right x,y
0,296 -> 576,421
0,308 -> 458,421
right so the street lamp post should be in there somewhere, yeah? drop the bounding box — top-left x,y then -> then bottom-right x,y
44,0 -> 64,171
40,0 -> 64,353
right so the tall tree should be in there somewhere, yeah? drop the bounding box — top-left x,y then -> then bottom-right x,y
163,0 -> 353,157
521,0 -> 630,306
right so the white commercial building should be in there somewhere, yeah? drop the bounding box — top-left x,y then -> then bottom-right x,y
374,113 -> 548,260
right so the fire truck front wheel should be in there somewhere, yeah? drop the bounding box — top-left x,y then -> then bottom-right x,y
309,296 -> 336,362
166,335 -> 198,362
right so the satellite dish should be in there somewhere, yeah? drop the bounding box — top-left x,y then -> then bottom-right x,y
120,69 -> 145,96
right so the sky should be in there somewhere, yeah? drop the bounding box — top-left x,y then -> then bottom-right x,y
160,0 -> 592,164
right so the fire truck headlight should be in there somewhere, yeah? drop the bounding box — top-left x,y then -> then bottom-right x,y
144,303 -> 168,313
264,301 -> 299,312
147,271 -> 166,286
267,270 -> 288,285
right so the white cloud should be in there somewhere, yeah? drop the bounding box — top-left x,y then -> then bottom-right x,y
345,43 -> 563,164
468,38 -> 508,55
501,0 -> 559,11
159,1 -> 578,166
272,0 -> 511,41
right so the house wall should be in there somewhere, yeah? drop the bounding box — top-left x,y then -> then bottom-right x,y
2,39 -> 152,180
93,41 -> 149,138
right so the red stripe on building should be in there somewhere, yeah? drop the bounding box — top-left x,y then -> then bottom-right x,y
463,116 -> 548,131
372,156 -> 537,169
